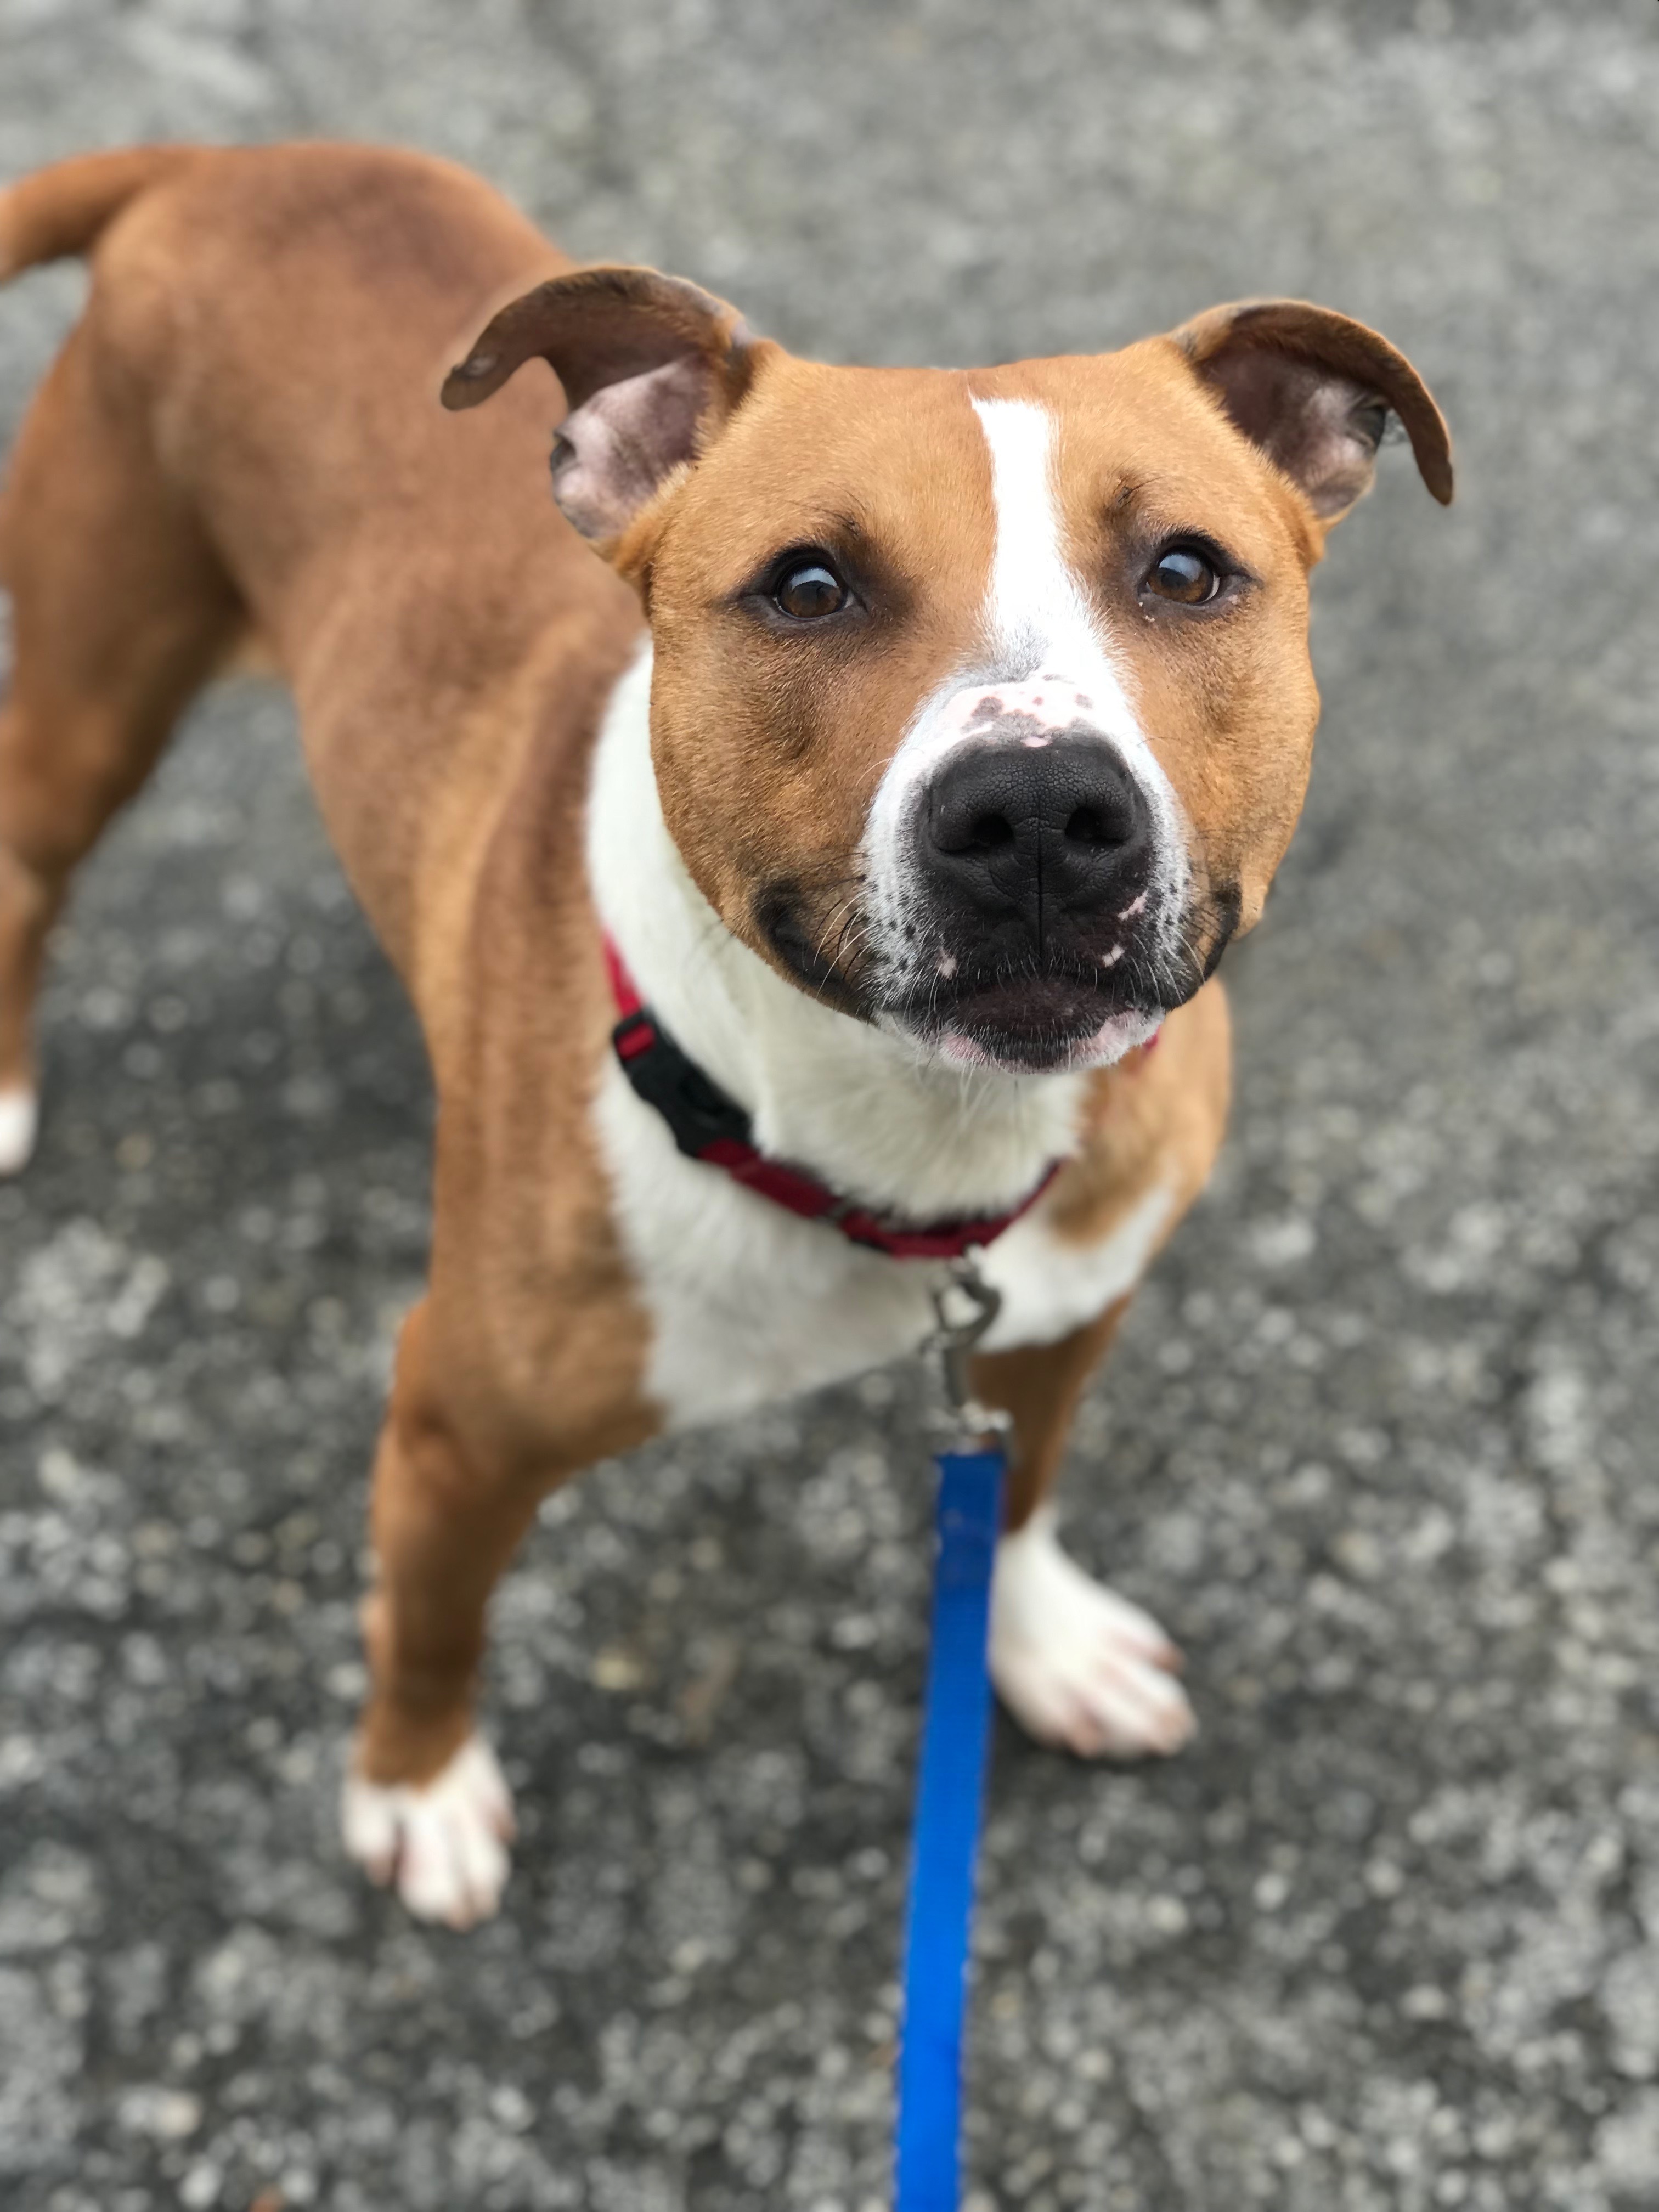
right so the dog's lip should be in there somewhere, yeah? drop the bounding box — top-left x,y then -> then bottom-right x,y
934,972 -> 1118,1026
897,968 -> 1152,1033
933,1020 -> 1159,1074
930,1009 -> 1163,1075
884,971 -> 1164,1072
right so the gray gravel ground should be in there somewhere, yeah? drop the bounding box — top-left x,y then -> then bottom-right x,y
2,2 -> 1658,2207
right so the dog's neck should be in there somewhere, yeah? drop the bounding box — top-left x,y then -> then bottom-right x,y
585,645 -> 1087,1220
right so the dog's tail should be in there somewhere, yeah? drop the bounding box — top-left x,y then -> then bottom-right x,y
0,145 -> 205,283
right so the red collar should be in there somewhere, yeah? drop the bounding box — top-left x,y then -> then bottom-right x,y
602,934 -> 1063,1261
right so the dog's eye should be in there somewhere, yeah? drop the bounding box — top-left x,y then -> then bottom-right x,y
772,560 -> 849,620
1144,545 -> 1222,606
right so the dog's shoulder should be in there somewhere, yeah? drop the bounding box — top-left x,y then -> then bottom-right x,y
1048,978 -> 1232,1251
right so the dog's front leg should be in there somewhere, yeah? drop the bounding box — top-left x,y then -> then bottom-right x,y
341,1299 -> 561,1928
972,1304 -> 1195,1762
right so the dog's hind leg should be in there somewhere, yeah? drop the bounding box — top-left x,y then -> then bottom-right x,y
0,318 -> 242,1171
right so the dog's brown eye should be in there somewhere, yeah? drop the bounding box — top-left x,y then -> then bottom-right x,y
1146,546 -> 1221,605
773,561 -> 848,619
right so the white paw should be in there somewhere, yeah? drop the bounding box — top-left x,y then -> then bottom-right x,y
990,1508 -> 1195,1760
0,1085 -> 38,1177
341,1734 -> 515,1927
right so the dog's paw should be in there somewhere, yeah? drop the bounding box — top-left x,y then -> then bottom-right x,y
341,1733 -> 516,1927
990,1508 -> 1195,1760
0,1086 -> 38,1177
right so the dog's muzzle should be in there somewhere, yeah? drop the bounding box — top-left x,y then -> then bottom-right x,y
885,719 -> 1168,1068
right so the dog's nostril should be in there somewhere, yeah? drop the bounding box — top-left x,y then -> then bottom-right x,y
1064,805 -> 1110,848
967,812 -> 1015,853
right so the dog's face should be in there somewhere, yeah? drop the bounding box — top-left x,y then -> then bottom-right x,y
447,278 -> 1451,1074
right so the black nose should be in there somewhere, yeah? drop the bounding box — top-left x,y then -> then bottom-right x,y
921,734 -> 1151,931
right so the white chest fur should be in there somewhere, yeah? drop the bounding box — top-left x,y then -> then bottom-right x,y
596,1057 -> 1171,1429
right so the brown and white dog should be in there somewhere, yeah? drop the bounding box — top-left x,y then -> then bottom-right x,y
0,144 -> 1451,1926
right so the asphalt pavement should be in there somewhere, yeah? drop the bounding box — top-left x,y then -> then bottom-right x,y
3,3 -> 1658,2207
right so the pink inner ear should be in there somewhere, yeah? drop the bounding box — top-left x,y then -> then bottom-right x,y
550,353 -> 712,539
1209,349 -> 1384,520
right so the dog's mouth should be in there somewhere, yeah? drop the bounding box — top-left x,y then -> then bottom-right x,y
884,960 -> 1166,1073
757,880 -> 1240,1074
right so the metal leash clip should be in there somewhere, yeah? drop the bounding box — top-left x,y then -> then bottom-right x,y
928,1251 -> 1014,1448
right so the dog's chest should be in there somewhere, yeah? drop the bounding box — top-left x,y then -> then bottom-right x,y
595,1064 -> 1171,1430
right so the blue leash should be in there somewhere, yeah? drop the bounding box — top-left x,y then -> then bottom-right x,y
895,1441 -> 1006,2210
895,1261 -> 1011,2210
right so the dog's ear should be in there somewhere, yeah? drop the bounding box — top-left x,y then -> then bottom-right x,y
442,266 -> 764,543
1172,299 -> 1452,522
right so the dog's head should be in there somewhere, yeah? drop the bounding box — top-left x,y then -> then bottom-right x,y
445,271 -> 1451,1074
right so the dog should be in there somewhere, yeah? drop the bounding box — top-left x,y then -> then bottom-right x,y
0,143 -> 1451,1927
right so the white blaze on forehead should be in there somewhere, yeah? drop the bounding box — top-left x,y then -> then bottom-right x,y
977,396 -> 1088,662
970,395 -> 1148,759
